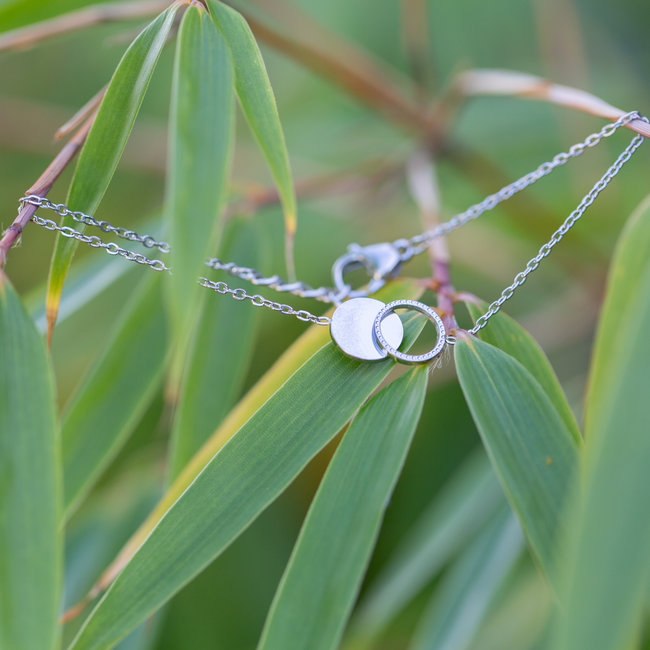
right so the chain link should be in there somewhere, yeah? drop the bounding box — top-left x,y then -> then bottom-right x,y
22,198 -> 330,324
204,258 -> 341,304
198,277 -> 331,325
29,212 -> 169,272
399,110 -> 645,259
18,111 -> 646,334
20,195 -> 170,253
467,119 -> 647,335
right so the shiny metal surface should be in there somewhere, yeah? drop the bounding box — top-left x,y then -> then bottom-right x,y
330,297 -> 403,361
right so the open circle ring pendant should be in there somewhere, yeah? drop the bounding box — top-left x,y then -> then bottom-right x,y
373,299 -> 446,364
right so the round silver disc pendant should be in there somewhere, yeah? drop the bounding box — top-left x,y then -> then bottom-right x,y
330,297 -> 404,361
374,299 -> 446,364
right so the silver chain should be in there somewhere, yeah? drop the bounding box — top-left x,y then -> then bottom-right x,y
468,121 -> 646,334
18,111 -> 647,332
395,110 -> 645,259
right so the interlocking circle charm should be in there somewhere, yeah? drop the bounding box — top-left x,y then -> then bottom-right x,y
330,297 -> 404,361
373,299 -> 446,364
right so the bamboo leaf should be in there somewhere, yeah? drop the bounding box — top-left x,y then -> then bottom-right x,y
93,279 -> 422,597
69,314 -> 426,650
165,4 -> 234,340
61,273 -> 167,518
552,196 -> 650,650
258,367 -> 428,650
0,273 -> 61,650
168,221 -> 265,479
45,6 -> 177,332
465,301 -> 580,441
455,337 -> 580,579
207,0 -> 297,245
411,509 -> 522,650
351,452 -> 504,642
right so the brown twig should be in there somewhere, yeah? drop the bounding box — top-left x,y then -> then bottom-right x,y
406,151 -> 458,333
241,15 -> 436,135
446,68 -> 650,139
401,0 -> 435,99
227,159 -> 402,218
0,113 -> 96,268
0,0 -> 169,52
55,86 -> 107,140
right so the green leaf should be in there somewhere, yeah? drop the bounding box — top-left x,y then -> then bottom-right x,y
351,452 -> 504,642
411,509 -> 522,650
0,273 -> 61,650
95,280 -> 422,592
465,301 -> 580,442
258,367 -> 428,650
552,195 -> 650,650
455,337 -> 580,579
168,221 -> 265,479
61,273 -> 167,518
164,5 -> 234,340
45,6 -> 177,331
69,316 -> 425,650
207,0 -> 297,239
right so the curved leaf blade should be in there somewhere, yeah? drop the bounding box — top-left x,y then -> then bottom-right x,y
258,367 -> 428,650
94,280 -> 422,595
465,301 -> 580,441
168,221 -> 265,479
411,510 -> 522,650
69,314 -> 426,650
0,273 -> 61,650
351,452 -> 504,642
553,196 -> 650,650
61,273 -> 167,518
207,0 -> 297,237
45,6 -> 178,331
165,5 -> 234,339
455,337 -> 580,579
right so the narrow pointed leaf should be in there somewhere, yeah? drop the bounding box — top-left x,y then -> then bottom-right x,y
0,273 -> 61,650
351,452 -> 504,641
93,280 -> 422,596
258,367 -> 428,650
46,6 -> 177,329
553,196 -> 650,650
411,510 -> 522,650
207,0 -> 297,237
168,222 -> 265,478
165,5 -> 234,339
455,337 -> 580,579
61,274 -> 167,518
465,301 -> 580,441
69,316 -> 425,650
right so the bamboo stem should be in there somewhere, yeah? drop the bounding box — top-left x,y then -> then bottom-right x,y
0,113 -> 96,268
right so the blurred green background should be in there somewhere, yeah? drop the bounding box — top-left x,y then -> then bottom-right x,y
0,0 -> 648,647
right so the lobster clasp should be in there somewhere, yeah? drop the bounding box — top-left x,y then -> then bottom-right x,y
331,243 -> 403,303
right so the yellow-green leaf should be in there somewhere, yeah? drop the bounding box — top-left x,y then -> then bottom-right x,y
45,6 -> 177,332
0,273 -> 61,650
553,195 -> 650,650
95,280 -> 422,593
455,337 -> 580,579
69,313 -> 426,650
258,367 -> 428,650
164,5 -> 234,342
